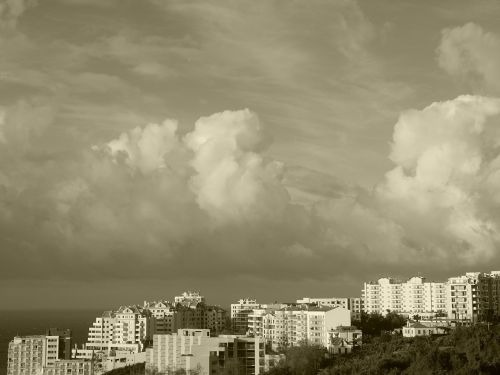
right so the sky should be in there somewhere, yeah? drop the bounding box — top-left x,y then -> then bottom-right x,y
1,0 -> 500,310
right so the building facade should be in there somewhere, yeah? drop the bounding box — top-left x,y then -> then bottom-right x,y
402,322 -> 447,338
145,301 -> 176,334
42,360 -> 92,375
44,329 -> 71,361
8,335 -> 61,375
447,271 -> 500,321
362,277 -> 447,318
231,299 -> 261,334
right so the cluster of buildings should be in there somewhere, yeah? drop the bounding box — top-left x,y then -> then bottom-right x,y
7,271 -> 500,375
362,271 -> 500,321
145,329 -> 279,375
231,299 -> 361,352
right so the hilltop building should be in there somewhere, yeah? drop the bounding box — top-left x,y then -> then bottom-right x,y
174,291 -> 205,307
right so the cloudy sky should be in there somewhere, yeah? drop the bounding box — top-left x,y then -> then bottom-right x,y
2,0 -> 500,309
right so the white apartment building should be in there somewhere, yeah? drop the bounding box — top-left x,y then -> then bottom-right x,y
296,297 -> 362,320
447,271 -> 500,321
247,306 -> 350,350
145,329 -> 267,375
84,306 -> 153,354
231,299 -> 261,334
362,277 -> 447,318
7,335 -> 61,375
362,271 -> 500,321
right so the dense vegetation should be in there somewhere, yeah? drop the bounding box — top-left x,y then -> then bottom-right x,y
352,311 -> 407,336
105,363 -> 145,375
267,322 -> 500,375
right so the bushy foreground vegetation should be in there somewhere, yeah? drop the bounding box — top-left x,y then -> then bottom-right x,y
267,322 -> 500,375
105,363 -> 145,375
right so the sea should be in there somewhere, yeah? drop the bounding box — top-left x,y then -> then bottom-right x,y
0,310 -> 103,375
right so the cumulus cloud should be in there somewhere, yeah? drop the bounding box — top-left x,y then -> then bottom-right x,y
3,98 -> 500,285
0,108 -> 322,280
377,95 -> 500,262
103,119 -> 184,175
186,110 -> 289,224
438,23 -> 500,92
0,0 -> 37,30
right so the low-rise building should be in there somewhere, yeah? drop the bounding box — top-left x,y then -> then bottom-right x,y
403,322 -> 447,337
327,326 -> 362,354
